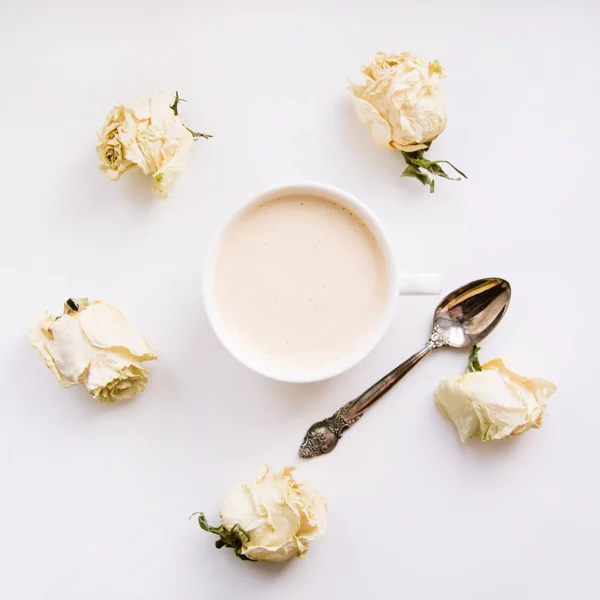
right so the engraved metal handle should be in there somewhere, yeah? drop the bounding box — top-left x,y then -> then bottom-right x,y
299,331 -> 446,458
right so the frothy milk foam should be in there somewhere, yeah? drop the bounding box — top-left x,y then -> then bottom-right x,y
213,193 -> 389,375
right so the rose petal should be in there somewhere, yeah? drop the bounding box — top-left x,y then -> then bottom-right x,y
483,358 -> 557,404
79,301 -> 156,361
434,376 -> 482,442
29,312 -> 91,386
126,98 -> 151,122
391,141 -> 429,152
85,347 -> 147,401
296,482 -> 328,539
220,482 -> 266,534
149,93 -> 179,132
29,312 -> 72,387
243,536 -> 307,562
352,98 -> 393,149
463,371 -> 533,440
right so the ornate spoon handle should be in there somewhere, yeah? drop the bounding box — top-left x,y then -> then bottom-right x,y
299,339 -> 439,458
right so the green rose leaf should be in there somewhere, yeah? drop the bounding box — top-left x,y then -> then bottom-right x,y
402,165 -> 432,187
192,512 -> 254,561
399,146 -> 466,193
170,91 -> 213,141
466,345 -> 483,373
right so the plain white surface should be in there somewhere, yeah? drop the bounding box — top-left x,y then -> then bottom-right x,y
1,1 -> 599,598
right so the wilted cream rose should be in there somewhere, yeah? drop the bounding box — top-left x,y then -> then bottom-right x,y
97,92 -> 207,199
350,51 -> 446,152
434,357 -> 557,442
196,465 -> 327,562
29,298 -> 157,402
96,104 -> 135,180
349,51 -> 464,192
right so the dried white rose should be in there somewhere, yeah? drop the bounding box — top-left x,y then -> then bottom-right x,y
97,92 -> 210,199
29,298 -> 157,402
434,349 -> 557,442
349,51 -> 465,192
195,465 -> 327,562
350,50 -> 446,151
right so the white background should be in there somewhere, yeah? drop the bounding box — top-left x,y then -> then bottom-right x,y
1,1 -> 599,598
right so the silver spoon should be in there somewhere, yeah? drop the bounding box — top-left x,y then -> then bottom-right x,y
298,278 -> 511,458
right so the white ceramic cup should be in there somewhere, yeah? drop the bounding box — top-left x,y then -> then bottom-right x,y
203,183 -> 441,382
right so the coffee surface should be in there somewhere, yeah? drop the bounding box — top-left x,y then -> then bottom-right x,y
213,194 -> 388,376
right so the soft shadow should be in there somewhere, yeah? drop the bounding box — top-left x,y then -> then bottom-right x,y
57,158 -> 158,220
191,539 -> 291,585
194,289 -> 339,412
119,168 -> 157,205
253,377 -> 335,409
10,336 -> 124,426
331,98 -> 437,202
461,433 -> 525,458
435,414 -> 526,459
242,559 -> 290,576
198,317 -> 336,414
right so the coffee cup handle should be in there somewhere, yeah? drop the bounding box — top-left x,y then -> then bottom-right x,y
398,272 -> 442,295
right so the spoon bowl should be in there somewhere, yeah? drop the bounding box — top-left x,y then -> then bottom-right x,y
433,278 -> 511,348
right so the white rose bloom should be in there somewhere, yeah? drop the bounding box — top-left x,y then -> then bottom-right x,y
96,93 -> 197,199
29,298 -> 157,402
96,104 -> 136,180
350,51 -> 447,152
198,465 -> 327,562
434,358 -> 557,442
